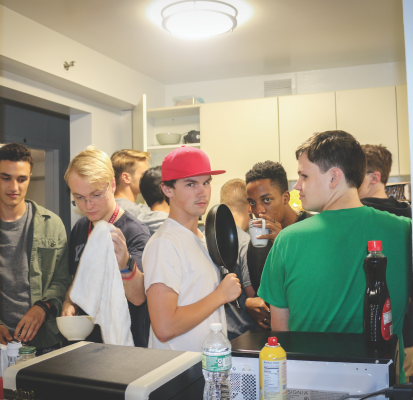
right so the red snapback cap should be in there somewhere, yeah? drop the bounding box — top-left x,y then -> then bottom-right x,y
162,146 -> 225,181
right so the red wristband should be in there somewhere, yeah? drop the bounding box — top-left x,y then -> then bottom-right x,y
122,263 -> 137,281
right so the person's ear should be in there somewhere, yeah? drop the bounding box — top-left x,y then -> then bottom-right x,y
329,168 -> 342,189
283,190 -> 290,205
161,183 -> 173,200
111,177 -> 116,193
370,171 -> 381,185
121,172 -> 131,184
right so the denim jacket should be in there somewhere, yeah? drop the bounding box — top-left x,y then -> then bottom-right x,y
1,200 -> 72,348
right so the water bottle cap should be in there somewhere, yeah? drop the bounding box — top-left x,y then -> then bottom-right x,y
7,341 -> 22,356
210,323 -> 222,331
368,240 -> 382,252
7,342 -> 22,350
268,337 -> 278,346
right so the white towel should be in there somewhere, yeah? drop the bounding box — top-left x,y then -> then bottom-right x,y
70,220 -> 134,346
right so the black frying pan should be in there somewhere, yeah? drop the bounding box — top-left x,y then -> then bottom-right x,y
205,204 -> 240,308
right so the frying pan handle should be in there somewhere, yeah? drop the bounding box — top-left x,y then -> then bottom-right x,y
233,298 -> 240,309
222,270 -> 240,309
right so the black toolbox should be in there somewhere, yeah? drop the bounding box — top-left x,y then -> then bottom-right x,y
3,341 -> 203,400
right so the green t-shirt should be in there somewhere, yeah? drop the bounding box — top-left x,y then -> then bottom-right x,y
258,206 -> 411,379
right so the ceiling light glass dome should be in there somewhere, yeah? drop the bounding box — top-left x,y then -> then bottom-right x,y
162,0 -> 238,39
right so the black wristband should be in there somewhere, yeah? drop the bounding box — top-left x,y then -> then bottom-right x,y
34,300 -> 50,318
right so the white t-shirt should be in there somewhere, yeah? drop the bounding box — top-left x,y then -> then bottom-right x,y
142,218 -> 227,352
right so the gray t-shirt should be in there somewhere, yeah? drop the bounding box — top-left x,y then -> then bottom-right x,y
225,226 -> 257,341
137,210 -> 168,236
115,197 -> 168,236
0,202 -> 33,334
115,198 -> 150,219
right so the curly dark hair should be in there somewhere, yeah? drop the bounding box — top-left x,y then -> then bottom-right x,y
295,130 -> 366,189
245,161 -> 288,193
0,143 -> 33,170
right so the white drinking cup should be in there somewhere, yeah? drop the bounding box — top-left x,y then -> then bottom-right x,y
249,218 -> 270,248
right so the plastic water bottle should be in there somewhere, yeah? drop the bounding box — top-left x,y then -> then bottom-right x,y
202,322 -> 232,400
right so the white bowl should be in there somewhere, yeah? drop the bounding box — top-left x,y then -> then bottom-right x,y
156,132 -> 182,145
56,316 -> 95,341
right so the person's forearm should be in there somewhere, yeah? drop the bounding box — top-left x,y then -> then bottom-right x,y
270,305 -> 290,331
148,288 -> 226,343
122,267 -> 146,306
63,284 -> 79,310
42,230 -> 72,315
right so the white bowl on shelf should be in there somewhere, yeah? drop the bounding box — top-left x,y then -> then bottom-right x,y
156,133 -> 182,145
56,316 -> 95,341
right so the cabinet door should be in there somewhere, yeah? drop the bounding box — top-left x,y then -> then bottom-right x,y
279,92 -> 336,180
396,85 -> 410,176
132,94 -> 147,151
336,87 -> 399,176
201,98 -> 279,213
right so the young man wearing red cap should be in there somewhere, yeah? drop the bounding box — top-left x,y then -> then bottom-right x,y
142,146 -> 241,352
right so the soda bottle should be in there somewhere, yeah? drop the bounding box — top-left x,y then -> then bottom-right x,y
259,337 -> 287,400
363,240 -> 393,347
202,322 -> 232,400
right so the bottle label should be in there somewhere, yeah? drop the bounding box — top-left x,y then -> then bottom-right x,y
202,350 -> 231,372
262,359 -> 287,399
381,298 -> 393,341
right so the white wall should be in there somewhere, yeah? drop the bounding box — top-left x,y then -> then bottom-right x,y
0,5 -> 165,109
165,62 -> 407,106
403,1 -> 413,183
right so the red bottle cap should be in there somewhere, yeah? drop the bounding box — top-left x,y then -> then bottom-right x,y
268,337 -> 278,346
368,240 -> 382,251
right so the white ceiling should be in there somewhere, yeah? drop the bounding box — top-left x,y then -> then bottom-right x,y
0,0 -> 406,85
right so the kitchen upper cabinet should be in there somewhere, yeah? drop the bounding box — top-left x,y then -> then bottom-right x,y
279,92 -> 337,180
133,95 -> 201,166
336,87 -> 399,176
396,85 -> 410,176
200,98 -> 279,214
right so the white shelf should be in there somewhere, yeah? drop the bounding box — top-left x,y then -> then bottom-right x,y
147,104 -> 201,119
147,143 -> 200,154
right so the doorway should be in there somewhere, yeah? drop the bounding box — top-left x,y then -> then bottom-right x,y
0,97 -> 71,235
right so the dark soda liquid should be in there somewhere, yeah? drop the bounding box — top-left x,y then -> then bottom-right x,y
363,254 -> 392,348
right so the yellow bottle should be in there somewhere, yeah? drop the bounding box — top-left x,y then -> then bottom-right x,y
259,336 -> 287,400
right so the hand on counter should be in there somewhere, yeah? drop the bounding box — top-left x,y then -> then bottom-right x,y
0,325 -> 12,345
245,297 -> 271,330
216,273 -> 241,304
14,305 -> 46,342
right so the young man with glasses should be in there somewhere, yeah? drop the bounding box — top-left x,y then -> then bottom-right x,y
0,143 -> 71,353
62,146 -> 151,347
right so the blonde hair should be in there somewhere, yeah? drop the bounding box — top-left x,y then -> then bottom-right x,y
64,146 -> 114,188
111,149 -> 151,185
220,178 -> 249,214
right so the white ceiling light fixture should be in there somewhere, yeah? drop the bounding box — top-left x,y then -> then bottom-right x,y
161,0 -> 238,39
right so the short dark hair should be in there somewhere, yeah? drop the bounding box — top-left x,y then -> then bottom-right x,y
295,130 -> 366,189
0,143 -> 33,170
140,166 -> 164,208
361,144 -> 392,185
245,161 -> 288,193
161,179 -> 176,205
220,179 -> 248,214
